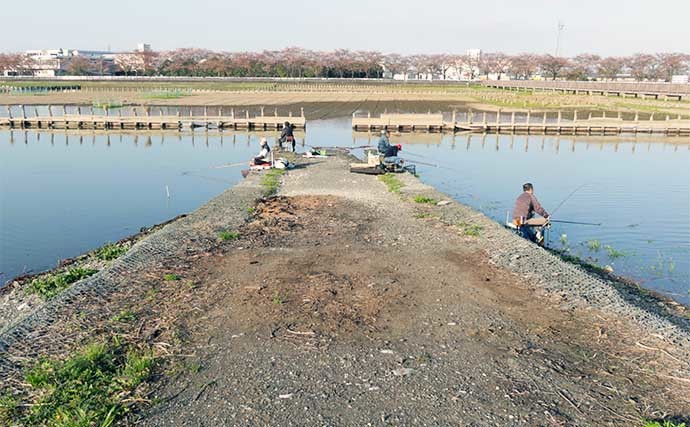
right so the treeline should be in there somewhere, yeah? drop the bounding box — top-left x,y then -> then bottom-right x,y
1,48 -> 688,81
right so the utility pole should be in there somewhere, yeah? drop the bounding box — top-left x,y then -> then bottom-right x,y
555,20 -> 565,57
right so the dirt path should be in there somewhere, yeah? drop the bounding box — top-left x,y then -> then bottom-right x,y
138,157 -> 689,426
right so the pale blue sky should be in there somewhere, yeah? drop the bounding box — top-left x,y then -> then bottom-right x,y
2,0 -> 688,55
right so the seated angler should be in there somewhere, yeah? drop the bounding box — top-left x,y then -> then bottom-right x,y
377,129 -> 402,165
512,182 -> 550,245
252,138 -> 272,166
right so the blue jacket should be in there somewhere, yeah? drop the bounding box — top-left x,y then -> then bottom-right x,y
377,135 -> 391,154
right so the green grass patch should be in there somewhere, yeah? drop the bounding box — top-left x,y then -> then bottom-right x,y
272,292 -> 286,305
414,212 -> 432,219
218,231 -> 240,242
260,168 -> 286,197
163,273 -> 181,281
141,90 -> 191,99
645,421 -> 687,427
246,207 -> 255,214
29,267 -> 98,300
16,339 -> 153,427
413,195 -> 437,204
379,173 -> 404,194
458,221 -> 483,237
111,310 -> 137,323
96,243 -> 128,261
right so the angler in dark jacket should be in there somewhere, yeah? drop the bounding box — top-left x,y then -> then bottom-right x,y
279,121 -> 295,151
512,182 -> 549,244
377,130 -> 400,158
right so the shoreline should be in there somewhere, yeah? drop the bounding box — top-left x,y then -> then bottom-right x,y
1,153 -> 688,425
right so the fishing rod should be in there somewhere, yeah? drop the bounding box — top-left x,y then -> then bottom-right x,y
550,183 -> 589,216
210,161 -> 247,169
550,219 -> 601,226
404,159 -> 439,168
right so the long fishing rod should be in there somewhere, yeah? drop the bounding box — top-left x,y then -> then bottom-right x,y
210,161 -> 247,169
550,183 -> 589,216
550,219 -> 601,226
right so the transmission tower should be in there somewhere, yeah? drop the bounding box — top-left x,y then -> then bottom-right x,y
555,20 -> 565,57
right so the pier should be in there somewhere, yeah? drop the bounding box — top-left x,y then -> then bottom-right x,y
0,106 -> 306,131
352,111 -> 690,136
483,80 -> 690,101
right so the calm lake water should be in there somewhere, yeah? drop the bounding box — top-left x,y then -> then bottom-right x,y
1,117 -> 689,304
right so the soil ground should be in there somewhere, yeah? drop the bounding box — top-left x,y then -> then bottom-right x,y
136,157 -> 689,426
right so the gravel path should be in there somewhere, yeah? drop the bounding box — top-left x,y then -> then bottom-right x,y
136,156 -> 690,426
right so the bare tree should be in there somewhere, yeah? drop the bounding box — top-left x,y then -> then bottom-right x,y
481,52 -> 511,80
627,54 -> 663,81
539,55 -> 570,80
597,57 -> 625,80
656,53 -> 689,81
508,54 -> 539,80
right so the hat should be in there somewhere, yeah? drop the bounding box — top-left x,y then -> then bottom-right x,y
380,129 -> 388,136
260,137 -> 268,145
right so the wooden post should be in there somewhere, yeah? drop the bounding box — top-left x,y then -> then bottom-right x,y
21,105 -> 26,119
260,106 -> 265,116
557,111 -> 562,128
48,105 -> 53,118
617,111 -> 622,120
649,113 -> 654,121
510,111 -> 515,126
6,105 -> 11,119
219,106 -> 223,117
468,109 -> 473,125
482,112 -> 487,129
301,107 -> 304,117
496,109 -> 501,128
634,112 -> 639,123
62,105 -> 66,116
526,110 -> 531,125
602,111 -> 606,119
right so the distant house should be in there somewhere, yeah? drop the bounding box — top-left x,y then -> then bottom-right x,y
14,43 -> 151,76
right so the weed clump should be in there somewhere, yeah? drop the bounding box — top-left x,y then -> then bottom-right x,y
16,340 -> 153,427
29,267 -> 98,300
96,243 -> 128,261
413,195 -> 437,204
163,274 -> 181,281
218,231 -> 240,242
458,222 -> 483,237
261,169 -> 286,197
379,174 -> 404,194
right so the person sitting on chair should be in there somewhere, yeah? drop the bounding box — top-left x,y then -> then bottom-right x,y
512,182 -> 549,245
279,121 -> 296,151
252,138 -> 272,165
377,130 -> 402,165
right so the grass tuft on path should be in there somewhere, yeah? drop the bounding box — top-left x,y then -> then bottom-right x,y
379,174 -> 404,194
261,169 -> 286,197
413,195 -> 437,204
3,339 -> 154,427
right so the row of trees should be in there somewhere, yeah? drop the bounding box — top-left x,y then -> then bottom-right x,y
1,49 -> 688,81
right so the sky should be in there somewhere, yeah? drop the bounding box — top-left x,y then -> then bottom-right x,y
1,0 -> 688,56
